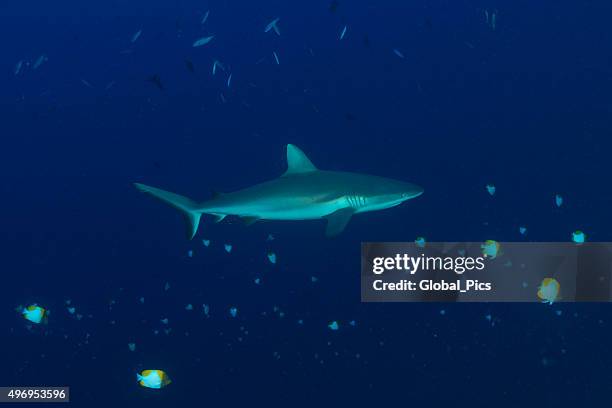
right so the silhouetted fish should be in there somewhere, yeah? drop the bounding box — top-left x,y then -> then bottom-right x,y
185,59 -> 195,73
329,0 -> 339,13
363,35 -> 370,47
147,75 -> 164,91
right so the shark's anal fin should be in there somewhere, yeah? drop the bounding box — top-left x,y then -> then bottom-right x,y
241,216 -> 260,226
325,208 -> 355,237
212,214 -> 226,223
283,144 -> 317,176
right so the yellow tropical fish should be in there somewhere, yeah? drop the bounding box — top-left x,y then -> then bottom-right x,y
537,278 -> 561,305
21,305 -> 49,324
481,240 -> 501,259
137,370 -> 171,389
414,237 -> 426,248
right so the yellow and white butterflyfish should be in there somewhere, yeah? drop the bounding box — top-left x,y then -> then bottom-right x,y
572,230 -> 586,244
414,237 -> 426,248
137,370 -> 171,389
537,278 -> 561,305
21,305 -> 49,324
481,240 -> 501,259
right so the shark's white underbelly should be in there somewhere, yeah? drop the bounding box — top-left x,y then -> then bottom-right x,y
222,197 -> 346,220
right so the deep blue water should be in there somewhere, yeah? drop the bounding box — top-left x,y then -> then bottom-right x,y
2,0 -> 612,406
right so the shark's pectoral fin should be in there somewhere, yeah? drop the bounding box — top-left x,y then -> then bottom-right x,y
325,208 -> 355,237
241,216 -> 260,226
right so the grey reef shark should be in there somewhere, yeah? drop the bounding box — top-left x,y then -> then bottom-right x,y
134,144 -> 423,238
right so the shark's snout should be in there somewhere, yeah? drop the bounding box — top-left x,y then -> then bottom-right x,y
402,183 -> 424,199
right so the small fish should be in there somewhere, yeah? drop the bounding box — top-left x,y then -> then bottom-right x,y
339,25 -> 347,40
203,304 -> 210,316
202,239 -> 210,247
226,73 -> 232,88
481,240 -> 501,259
363,35 -> 370,47
160,318 -> 169,325
14,60 -> 23,75
555,194 -> 563,207
229,307 -> 238,318
147,74 -> 164,91
414,237 -> 426,248
131,29 -> 142,43
22,305 -> 49,324
201,10 -> 210,25
392,48 -> 405,59
486,184 -> 496,196
329,0 -> 339,13
193,35 -> 214,47
224,243 -> 232,253
187,250 -> 193,258
212,60 -> 224,75
272,51 -> 280,65
185,59 -> 195,73
164,282 -> 170,291
254,277 -> 261,285
67,307 -> 76,315
264,18 -> 280,36
185,304 -> 193,311
267,252 -> 277,264
519,226 -> 527,235
572,230 -> 586,244
128,343 -> 136,352
137,370 -> 171,389
537,278 -> 560,305
80,79 -> 94,88
32,54 -> 48,70
105,81 -> 116,90
328,321 -> 339,330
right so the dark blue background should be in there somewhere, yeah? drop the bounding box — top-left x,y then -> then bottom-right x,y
2,0 -> 611,406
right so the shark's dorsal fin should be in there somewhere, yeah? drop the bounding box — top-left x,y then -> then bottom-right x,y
283,144 -> 317,176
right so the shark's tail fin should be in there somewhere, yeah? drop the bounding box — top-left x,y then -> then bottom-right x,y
134,183 -> 201,240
